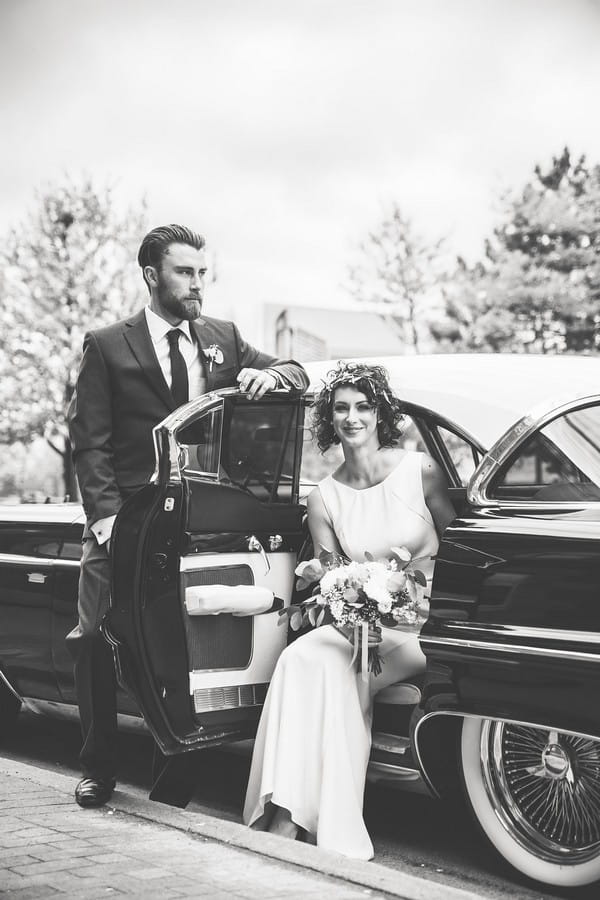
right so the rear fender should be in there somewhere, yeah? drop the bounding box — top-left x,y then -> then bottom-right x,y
413,710 -> 600,798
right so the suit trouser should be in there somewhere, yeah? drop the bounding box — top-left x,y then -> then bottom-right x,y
66,536 -> 118,782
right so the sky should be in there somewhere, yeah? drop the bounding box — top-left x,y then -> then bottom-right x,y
2,0 -> 600,330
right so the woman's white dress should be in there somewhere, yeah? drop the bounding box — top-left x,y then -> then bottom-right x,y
243,451 -> 439,859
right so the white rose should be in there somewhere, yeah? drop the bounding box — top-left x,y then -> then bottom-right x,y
320,570 -> 337,594
378,596 -> 392,614
364,579 -> 392,610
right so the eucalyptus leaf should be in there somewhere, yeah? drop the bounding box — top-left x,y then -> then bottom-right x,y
390,545 -> 412,562
296,576 -> 313,591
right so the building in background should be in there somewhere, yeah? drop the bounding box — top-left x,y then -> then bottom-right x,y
263,304 -> 405,362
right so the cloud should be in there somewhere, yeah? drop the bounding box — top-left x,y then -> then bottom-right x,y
2,0 -> 600,312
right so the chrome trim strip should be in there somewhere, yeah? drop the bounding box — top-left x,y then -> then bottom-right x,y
0,670 -> 22,702
420,633 -> 600,663
443,621 -> 600,645
180,550 -> 296,572
413,710 -> 600,799
468,392 -> 600,506
367,760 -> 420,777
22,698 -> 149,733
151,388 -> 292,484
0,553 -> 80,570
193,682 -> 267,714
0,553 -> 57,567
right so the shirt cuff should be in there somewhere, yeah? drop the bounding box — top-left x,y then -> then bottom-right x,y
90,515 -> 117,545
263,368 -> 289,391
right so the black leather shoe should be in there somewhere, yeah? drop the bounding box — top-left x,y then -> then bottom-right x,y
75,777 -> 116,808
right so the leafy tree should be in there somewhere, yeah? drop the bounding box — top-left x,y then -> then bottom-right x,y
347,202 -> 446,353
0,177 -> 147,498
439,148 -> 600,353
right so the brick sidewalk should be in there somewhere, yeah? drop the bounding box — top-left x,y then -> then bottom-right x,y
0,760 -> 486,900
0,770 -> 391,899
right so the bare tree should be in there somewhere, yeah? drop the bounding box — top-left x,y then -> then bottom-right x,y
346,202 -> 445,353
0,176 -> 147,498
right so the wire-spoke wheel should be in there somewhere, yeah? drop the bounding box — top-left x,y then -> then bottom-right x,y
460,717 -> 600,888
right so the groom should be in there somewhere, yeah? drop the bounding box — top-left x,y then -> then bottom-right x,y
67,223 -> 309,808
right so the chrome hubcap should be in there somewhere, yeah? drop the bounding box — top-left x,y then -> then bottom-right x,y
539,740 -> 570,780
481,721 -> 600,863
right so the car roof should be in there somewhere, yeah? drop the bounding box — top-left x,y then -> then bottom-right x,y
304,354 -> 600,449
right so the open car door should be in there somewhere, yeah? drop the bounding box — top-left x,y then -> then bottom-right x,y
105,389 -> 306,757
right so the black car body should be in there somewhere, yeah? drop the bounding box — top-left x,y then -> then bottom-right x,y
2,353 -> 600,889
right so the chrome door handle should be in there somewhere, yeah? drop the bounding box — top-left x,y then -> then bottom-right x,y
247,535 -> 270,575
28,573 -> 47,584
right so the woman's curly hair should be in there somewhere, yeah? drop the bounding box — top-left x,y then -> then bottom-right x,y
312,361 -> 405,453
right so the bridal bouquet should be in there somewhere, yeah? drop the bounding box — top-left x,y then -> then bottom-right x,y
281,547 -> 428,678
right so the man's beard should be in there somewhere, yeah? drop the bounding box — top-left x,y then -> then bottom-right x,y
164,295 -> 203,321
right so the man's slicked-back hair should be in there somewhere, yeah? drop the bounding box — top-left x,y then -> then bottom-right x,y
137,224 -> 205,290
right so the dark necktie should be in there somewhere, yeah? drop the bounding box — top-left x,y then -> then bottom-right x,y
167,329 -> 189,407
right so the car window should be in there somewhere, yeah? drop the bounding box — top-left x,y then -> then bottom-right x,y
176,399 -> 302,503
177,406 -> 223,477
491,402 -> 600,501
221,400 -> 301,503
436,425 -> 479,486
300,413 -> 427,486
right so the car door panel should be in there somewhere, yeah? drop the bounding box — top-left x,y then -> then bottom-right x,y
107,392 -> 305,755
180,550 -> 295,714
185,480 -> 305,539
0,525 -> 63,700
424,511 -> 600,738
423,395 -> 600,737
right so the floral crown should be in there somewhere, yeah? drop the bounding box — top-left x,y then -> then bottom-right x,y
321,360 -> 392,404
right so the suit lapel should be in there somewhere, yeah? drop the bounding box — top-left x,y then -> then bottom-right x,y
123,310 -> 175,410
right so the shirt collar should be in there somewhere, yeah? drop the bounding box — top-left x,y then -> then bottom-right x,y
145,306 -> 193,343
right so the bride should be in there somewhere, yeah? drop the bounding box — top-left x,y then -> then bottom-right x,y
243,361 -> 455,859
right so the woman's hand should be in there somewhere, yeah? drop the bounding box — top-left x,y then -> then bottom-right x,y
337,623 -> 382,647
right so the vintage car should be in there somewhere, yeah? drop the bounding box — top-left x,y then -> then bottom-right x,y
2,353 -> 600,889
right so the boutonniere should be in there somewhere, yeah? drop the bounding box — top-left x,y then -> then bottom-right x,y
203,344 -> 224,372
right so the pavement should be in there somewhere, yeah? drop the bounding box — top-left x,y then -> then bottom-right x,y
0,758 -> 486,900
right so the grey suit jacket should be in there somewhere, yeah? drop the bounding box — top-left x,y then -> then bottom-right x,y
67,309 -> 309,527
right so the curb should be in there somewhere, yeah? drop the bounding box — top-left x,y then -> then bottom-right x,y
0,758 -> 484,900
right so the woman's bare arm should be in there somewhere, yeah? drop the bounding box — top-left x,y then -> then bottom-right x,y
421,456 -> 456,540
306,488 -> 344,556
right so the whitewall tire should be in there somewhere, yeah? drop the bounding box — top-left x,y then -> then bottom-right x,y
460,717 -> 600,888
